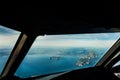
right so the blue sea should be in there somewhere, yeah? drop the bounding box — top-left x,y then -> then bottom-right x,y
0,48 -> 12,74
13,47 -> 107,78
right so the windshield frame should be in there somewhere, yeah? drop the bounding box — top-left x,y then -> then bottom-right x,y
15,33 -> 120,78
0,26 -> 120,79
22,38 -> 120,80
96,38 -> 120,67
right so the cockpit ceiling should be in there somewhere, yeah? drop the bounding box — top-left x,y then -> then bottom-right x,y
0,8 -> 120,35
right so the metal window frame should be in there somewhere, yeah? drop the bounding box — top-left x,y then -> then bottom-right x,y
96,38 -> 120,68
0,33 -> 36,79
0,31 -> 119,79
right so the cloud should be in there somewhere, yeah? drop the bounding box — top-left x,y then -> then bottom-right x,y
37,33 -> 120,41
31,33 -> 120,48
0,25 -> 19,35
32,39 -> 117,48
0,25 -> 20,48
0,34 -> 20,48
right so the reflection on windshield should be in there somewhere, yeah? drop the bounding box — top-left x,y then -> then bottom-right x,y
15,33 -> 120,78
0,25 -> 20,74
112,59 -> 120,78
113,60 -> 120,67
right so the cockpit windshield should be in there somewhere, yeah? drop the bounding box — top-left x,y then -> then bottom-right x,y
0,25 -> 20,74
15,33 -> 120,78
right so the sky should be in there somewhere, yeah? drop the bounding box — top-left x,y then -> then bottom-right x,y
0,25 -> 20,48
0,25 -> 120,48
32,33 -> 120,48
0,25 -> 19,35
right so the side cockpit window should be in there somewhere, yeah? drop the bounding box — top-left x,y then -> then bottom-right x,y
0,25 -> 20,75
